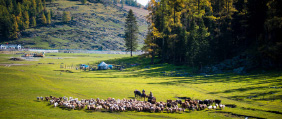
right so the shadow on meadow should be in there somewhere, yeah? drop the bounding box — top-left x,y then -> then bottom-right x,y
225,91 -> 280,101
91,56 -> 282,102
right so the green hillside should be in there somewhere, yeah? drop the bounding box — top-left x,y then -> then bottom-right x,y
4,0 -> 148,50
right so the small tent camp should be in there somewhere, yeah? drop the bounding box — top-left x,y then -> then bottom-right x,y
98,62 -> 108,70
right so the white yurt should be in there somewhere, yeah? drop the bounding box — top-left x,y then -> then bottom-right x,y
98,62 -> 108,70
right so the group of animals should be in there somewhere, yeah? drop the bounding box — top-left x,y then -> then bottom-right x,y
36,91 -> 225,113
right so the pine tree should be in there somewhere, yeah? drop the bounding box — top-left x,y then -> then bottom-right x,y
187,18 -> 199,67
143,0 -> 163,64
124,9 -> 138,57
62,11 -> 71,23
22,0 -> 31,12
10,15 -> 19,39
41,13 -> 47,24
8,0 -> 14,14
31,0 -> 37,17
37,0 -> 43,14
31,16 -> 36,27
23,11 -> 29,29
16,2 -> 23,30
0,5 -> 11,38
47,10 -> 51,24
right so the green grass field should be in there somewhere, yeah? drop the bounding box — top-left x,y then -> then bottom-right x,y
0,52 -> 281,119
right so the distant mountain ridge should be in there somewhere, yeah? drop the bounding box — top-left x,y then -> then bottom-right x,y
6,0 -> 148,50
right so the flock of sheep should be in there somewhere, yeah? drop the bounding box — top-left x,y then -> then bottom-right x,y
37,95 -> 225,113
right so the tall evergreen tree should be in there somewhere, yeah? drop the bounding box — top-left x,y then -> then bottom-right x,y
31,0 -> 37,17
23,11 -> 29,29
31,16 -> 36,27
36,0 -> 43,15
41,13 -> 47,24
10,15 -> 19,39
124,9 -> 138,57
47,10 -> 51,24
0,5 -> 11,38
62,11 -> 71,23
8,0 -> 14,14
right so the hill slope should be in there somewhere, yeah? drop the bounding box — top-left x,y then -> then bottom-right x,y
7,0 -> 148,50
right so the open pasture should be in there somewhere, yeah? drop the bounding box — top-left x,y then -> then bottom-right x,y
0,53 -> 281,119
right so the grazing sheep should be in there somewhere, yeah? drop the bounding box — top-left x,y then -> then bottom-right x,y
208,105 -> 212,110
167,100 -> 172,103
150,106 -> 155,113
45,97 -> 50,101
199,104 -> 207,110
37,96 -> 40,101
54,102 -> 58,107
213,105 -> 217,109
50,100 -> 54,105
219,104 -> 225,110
167,102 -> 172,108
215,99 -> 221,105
96,105 -> 102,111
38,95 -> 225,113
178,108 -> 184,113
175,100 -> 182,105
166,107 -> 173,113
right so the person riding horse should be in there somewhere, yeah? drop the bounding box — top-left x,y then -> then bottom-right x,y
148,91 -> 156,104
141,89 -> 147,101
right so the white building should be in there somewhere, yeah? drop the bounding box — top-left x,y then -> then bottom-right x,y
0,44 -> 21,49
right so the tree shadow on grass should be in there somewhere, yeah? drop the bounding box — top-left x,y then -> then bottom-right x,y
99,56 -> 282,97
208,86 -> 270,94
225,91 -> 280,101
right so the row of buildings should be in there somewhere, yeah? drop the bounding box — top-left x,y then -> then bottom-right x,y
0,44 -> 22,49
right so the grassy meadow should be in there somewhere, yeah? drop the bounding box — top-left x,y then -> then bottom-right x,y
0,52 -> 281,119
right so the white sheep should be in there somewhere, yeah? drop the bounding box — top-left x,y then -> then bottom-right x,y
208,105 -> 212,110
54,102 -> 58,107
219,104 -> 225,110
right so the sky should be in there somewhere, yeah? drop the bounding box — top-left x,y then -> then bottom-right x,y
137,0 -> 149,6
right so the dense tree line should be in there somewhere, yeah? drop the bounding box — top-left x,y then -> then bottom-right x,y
143,0 -> 282,68
0,0 -> 53,39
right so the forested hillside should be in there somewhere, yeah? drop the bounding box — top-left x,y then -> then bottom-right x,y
0,0 -> 148,50
143,0 -> 282,69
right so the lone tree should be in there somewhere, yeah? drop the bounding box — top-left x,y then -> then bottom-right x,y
124,9 -> 138,57
62,11 -> 71,23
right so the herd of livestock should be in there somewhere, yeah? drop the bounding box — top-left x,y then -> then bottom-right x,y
37,93 -> 225,113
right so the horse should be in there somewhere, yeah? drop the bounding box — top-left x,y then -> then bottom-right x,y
134,90 -> 141,98
148,97 -> 156,104
141,89 -> 147,101
148,92 -> 156,104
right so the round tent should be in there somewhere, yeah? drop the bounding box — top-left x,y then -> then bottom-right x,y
98,62 -> 108,70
